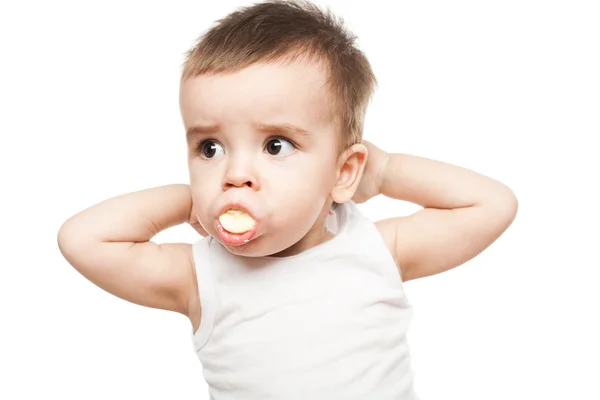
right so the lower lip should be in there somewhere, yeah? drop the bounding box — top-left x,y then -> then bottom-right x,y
216,223 -> 257,246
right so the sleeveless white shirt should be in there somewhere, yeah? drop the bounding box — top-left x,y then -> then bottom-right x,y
190,201 -> 419,399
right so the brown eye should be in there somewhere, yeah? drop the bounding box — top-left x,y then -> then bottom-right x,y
265,138 -> 295,156
199,140 -> 224,159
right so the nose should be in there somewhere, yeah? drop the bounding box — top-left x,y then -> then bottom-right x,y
222,153 -> 259,191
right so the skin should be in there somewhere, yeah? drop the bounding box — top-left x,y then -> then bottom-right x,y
58,58 -> 518,336
180,59 -> 367,258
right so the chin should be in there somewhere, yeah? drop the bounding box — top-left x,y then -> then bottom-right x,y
218,236 -> 275,257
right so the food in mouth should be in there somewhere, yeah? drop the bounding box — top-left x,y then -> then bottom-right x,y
218,209 -> 256,234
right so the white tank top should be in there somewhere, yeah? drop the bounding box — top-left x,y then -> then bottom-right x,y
190,201 -> 419,399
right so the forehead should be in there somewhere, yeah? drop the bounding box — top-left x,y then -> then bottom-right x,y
179,60 -> 335,130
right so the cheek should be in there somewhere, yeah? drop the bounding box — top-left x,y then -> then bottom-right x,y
275,151 -> 337,185
191,194 -> 213,227
294,156 -> 337,193
189,169 -> 220,220
269,160 -> 335,220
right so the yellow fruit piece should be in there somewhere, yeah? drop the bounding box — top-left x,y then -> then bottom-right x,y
219,209 -> 256,233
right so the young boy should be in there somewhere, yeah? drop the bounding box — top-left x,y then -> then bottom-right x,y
57,1 -> 517,398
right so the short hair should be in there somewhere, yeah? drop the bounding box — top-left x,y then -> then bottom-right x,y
181,0 -> 377,150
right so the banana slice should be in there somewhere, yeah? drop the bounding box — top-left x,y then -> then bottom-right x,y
219,209 -> 256,234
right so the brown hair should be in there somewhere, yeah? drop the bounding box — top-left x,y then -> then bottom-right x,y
181,0 -> 377,149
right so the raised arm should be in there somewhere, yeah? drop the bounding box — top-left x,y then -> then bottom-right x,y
358,141 -> 518,282
57,184 -> 203,314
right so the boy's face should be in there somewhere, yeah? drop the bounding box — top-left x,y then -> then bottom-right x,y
180,60 -> 348,257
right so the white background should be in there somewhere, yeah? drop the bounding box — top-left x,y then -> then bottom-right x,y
1,0 -> 598,399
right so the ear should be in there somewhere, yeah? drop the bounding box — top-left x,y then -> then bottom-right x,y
330,143 -> 368,204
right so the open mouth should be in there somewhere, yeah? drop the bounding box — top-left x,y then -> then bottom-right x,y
216,208 -> 257,246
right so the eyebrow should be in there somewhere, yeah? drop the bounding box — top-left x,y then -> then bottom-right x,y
186,122 -> 310,143
186,124 -> 219,143
256,123 -> 310,136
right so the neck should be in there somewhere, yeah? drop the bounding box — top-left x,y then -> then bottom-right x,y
269,205 -> 335,258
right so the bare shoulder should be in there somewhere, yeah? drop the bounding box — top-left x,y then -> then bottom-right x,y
58,228 -> 201,327
376,199 -> 517,282
374,217 -> 404,279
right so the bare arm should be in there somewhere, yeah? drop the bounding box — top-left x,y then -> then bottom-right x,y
57,184 -> 202,314
363,142 -> 518,281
